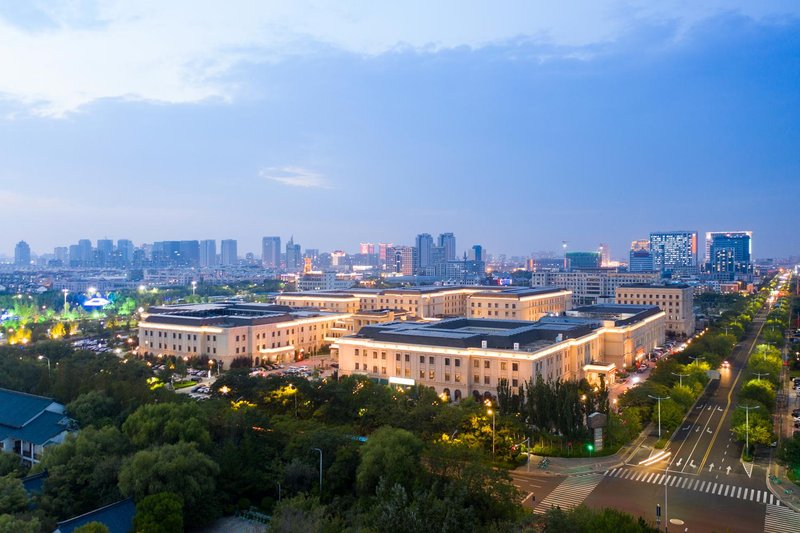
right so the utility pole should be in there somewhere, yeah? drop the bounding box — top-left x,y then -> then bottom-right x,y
738,404 -> 759,458
311,448 -> 323,493
671,372 -> 689,387
754,372 -> 769,382
648,395 -> 670,438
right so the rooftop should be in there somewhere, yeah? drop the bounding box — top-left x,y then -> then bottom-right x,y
142,302 -> 342,328
566,304 -> 663,326
350,317 -> 599,350
56,498 -> 136,533
618,283 -> 691,289
0,388 -> 58,428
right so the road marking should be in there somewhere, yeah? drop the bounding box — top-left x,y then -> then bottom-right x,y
698,317 -> 767,473
690,479 -> 699,490
522,492 -> 534,505
699,481 -> 706,491
736,486 -> 742,498
750,490 -> 755,501
707,482 -> 715,493
764,503 -> 800,533
645,473 -> 655,483
533,474 -> 603,515
670,476 -> 679,487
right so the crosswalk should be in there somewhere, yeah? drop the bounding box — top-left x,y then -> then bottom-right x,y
533,473 -> 603,515
764,503 -> 800,533
604,467 -> 780,505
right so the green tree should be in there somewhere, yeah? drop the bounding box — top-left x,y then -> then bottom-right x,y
133,492 -> 184,533
780,434 -> 800,468
0,474 -> 28,513
118,442 -> 220,527
67,390 -> 118,427
739,379 -> 776,412
122,402 -> 211,450
0,515 -> 40,533
0,452 -> 21,477
357,426 -> 424,495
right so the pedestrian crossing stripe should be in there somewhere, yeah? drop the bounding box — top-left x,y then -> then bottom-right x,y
533,474 -> 604,515
764,503 -> 800,533
603,467 -> 781,506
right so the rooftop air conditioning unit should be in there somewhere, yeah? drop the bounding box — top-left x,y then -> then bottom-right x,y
513,342 -> 520,351
481,340 -> 488,349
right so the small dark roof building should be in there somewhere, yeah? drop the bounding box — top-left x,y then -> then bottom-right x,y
0,388 -> 75,465
55,498 -> 136,533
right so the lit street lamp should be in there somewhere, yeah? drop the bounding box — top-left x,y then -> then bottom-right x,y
671,372 -> 689,387
485,399 -> 496,457
191,281 -> 197,296
38,355 -> 51,377
62,289 -> 69,313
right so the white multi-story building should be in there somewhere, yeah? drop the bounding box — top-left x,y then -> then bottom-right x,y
297,271 -> 356,292
530,270 -> 660,306
337,305 -> 664,400
138,302 -> 350,366
278,285 -> 572,320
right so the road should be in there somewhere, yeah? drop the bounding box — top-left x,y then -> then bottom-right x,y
513,302 -> 800,531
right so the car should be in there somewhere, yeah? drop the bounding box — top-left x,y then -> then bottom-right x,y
792,409 -> 800,417
722,361 -> 730,368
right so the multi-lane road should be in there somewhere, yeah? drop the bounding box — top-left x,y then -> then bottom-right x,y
515,301 -> 800,532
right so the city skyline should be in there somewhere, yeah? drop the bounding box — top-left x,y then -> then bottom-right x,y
1,3 -> 799,258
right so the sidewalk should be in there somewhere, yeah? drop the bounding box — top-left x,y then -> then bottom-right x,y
516,423 -> 662,476
767,461 -> 800,512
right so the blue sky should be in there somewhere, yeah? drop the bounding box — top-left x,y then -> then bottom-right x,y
0,1 -> 798,260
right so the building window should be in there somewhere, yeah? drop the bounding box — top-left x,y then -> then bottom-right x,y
473,374 -> 480,383
484,361 -> 490,369
395,366 -> 401,375
500,362 -> 507,371
404,368 -> 410,377
420,370 -> 425,379
455,373 -> 461,383
512,379 -> 518,387
373,352 -> 378,359
455,359 -> 461,367
381,367 -> 387,375
429,370 -> 435,380
355,362 -> 360,370
445,358 -> 450,366
512,363 -> 519,372
373,366 -> 378,373
420,356 -> 425,363
473,360 -> 480,368
444,373 -> 450,381
405,354 -> 410,362
355,348 -> 359,356
429,356 -> 434,365
396,353 -> 401,361
483,376 -> 491,385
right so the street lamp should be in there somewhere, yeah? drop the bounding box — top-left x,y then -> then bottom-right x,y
738,404 -> 759,458
671,372 -> 689,387
754,372 -> 769,382
38,355 -> 51,378
485,399 -> 496,458
62,289 -> 69,313
689,355 -> 704,365
648,394 -> 670,438
311,447 -> 323,493
191,281 -> 197,296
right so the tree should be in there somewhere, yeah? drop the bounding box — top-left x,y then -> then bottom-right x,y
67,390 -> 118,427
0,452 -> 21,477
0,515 -> 39,533
118,441 -> 220,527
780,434 -> 800,468
121,402 -> 211,450
36,426 -> 130,520
0,474 -> 28,513
739,380 -> 776,412
356,426 -> 423,495
269,494 -> 341,533
133,492 -> 184,533
49,321 -> 66,340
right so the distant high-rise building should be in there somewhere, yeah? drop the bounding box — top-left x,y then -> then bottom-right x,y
438,233 -> 456,261
706,231 -> 753,279
117,239 -> 135,265
414,233 -> 433,274
388,246 -> 414,275
285,237 -> 302,271
629,249 -> 655,272
566,251 -> 602,270
261,236 -> 281,268
471,245 -> 484,262
649,231 -> 698,274
200,240 -> 217,267
54,246 -> 69,264
96,239 -> 114,265
304,249 -> 319,259
78,239 -> 93,265
14,241 -> 30,266
220,239 -> 238,266
360,243 -> 375,255
179,241 -> 200,267
631,239 -> 650,252
598,243 -> 610,267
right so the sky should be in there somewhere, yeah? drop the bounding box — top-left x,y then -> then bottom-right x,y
0,1 -> 798,260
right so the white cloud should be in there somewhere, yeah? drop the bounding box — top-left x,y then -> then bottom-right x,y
0,1 -> 796,116
260,166 -> 331,189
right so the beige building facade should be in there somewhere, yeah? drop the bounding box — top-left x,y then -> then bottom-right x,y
615,284 -> 695,337
336,305 -> 665,399
138,303 -> 349,367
